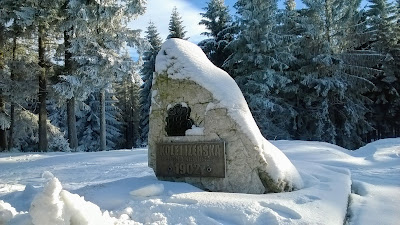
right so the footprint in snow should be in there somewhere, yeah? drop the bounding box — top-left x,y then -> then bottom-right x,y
165,197 -> 198,205
294,195 -> 321,204
259,202 -> 302,220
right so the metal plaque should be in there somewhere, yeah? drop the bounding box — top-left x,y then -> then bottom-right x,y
156,141 -> 226,178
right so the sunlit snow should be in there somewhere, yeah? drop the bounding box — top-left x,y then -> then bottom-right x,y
0,139 -> 399,225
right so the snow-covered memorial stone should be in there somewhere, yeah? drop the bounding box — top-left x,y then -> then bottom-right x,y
148,38 -> 303,194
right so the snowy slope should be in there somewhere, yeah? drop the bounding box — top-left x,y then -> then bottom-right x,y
0,139 -> 399,225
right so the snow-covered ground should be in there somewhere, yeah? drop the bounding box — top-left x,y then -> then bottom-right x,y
0,139 -> 399,225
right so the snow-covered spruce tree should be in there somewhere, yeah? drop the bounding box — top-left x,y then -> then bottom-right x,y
363,0 -> 400,140
33,0 -> 65,151
11,109 -> 70,152
285,0 -> 296,11
61,1 -> 79,150
0,0 -> 22,150
292,0 -> 384,149
0,0 -> 20,151
0,0 -> 21,150
54,0 -> 145,151
167,7 -> 187,39
139,22 -> 162,145
77,90 -> 123,151
198,0 -> 234,68
115,75 -> 141,148
0,0 -> 51,151
224,0 -> 296,140
105,91 -> 124,149
273,0 -> 306,140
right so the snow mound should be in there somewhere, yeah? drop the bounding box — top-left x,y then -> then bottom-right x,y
41,171 -> 55,180
130,184 -> 164,197
354,138 -> 400,161
0,200 -> 18,224
30,177 -> 115,225
155,38 -> 303,190
30,178 -> 65,225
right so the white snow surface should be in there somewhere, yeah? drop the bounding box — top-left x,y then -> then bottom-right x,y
185,125 -> 204,136
0,139 -> 399,225
155,38 -> 303,189
129,184 -> 164,197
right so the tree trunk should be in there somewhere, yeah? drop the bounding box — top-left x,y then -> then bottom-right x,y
8,36 -> 17,150
38,25 -> 48,152
99,90 -> 106,151
67,97 -> 78,149
324,0 -> 332,46
0,28 -> 7,151
64,29 -> 78,150
126,83 -> 134,148
0,96 -> 7,151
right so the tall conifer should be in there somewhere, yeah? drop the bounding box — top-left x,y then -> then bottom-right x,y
292,0 -> 383,148
198,0 -> 234,68
140,22 -> 162,144
224,0 -> 296,139
167,7 -> 187,39
365,0 -> 400,139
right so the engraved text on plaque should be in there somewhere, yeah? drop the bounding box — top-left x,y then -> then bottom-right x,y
156,142 -> 225,178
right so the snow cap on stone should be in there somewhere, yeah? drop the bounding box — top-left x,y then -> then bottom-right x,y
155,38 -> 303,190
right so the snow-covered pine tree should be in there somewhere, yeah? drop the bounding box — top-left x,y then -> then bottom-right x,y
105,90 -> 123,149
167,7 -> 187,39
0,1 -> 20,150
293,0 -> 384,148
11,109 -> 70,152
0,0 -> 50,151
285,0 -> 296,11
273,0 -> 305,140
139,22 -> 162,145
54,0 -> 145,151
224,0 -> 296,139
115,75 -> 141,148
33,0 -> 65,151
0,0 -> 20,150
77,89 -> 123,151
198,0 -> 234,68
61,1 -> 79,150
78,94 -> 99,151
364,0 -> 400,140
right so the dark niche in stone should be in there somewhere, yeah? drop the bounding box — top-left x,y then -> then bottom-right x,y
165,104 -> 194,136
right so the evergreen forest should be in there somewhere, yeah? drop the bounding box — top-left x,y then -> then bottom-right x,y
1,0 -> 399,152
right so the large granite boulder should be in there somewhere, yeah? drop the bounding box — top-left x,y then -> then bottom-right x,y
148,38 -> 303,194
